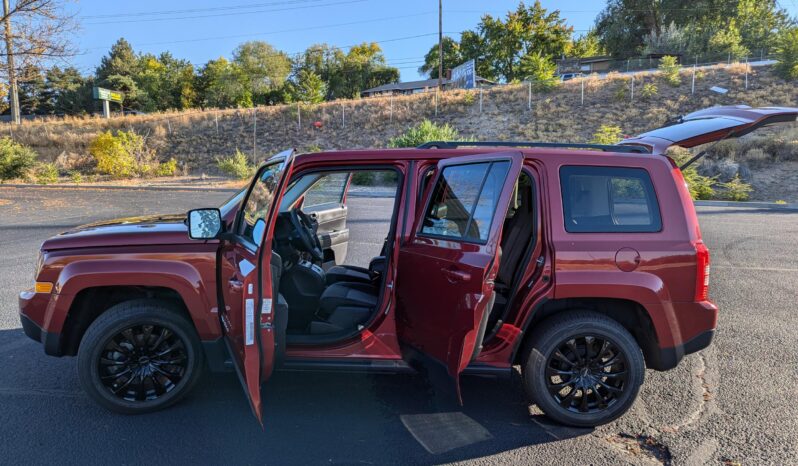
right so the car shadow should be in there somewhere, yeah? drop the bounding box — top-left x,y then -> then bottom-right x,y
0,327 -> 592,465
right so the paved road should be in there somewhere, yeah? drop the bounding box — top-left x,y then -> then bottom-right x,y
1,186 -> 796,465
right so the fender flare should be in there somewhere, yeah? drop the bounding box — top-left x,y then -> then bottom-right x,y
48,259 -> 218,339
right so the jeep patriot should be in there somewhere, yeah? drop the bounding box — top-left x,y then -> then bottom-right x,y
19,106 -> 797,427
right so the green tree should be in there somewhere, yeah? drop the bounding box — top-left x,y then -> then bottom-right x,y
519,52 -> 558,91
42,67 -> 94,115
736,0 -> 792,53
17,65 -> 47,115
287,69 -> 327,104
136,52 -> 196,111
708,18 -> 750,60
96,38 -> 139,82
419,36 -> 464,79
232,41 -> 292,104
774,27 -> 798,80
196,57 -> 249,108
568,30 -> 606,57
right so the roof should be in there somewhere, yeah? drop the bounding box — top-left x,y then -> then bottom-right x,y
361,76 -> 495,94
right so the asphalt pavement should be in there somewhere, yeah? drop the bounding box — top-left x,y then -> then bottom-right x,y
0,186 -> 796,465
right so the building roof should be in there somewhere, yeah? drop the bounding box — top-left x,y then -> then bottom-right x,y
362,76 -> 494,95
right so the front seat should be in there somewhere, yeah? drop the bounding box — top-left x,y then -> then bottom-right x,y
325,256 -> 386,285
309,282 -> 379,334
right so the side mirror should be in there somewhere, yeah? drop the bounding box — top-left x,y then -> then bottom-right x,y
187,208 -> 222,240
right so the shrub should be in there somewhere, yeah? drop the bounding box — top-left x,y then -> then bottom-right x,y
69,170 -> 83,184
89,130 -> 162,179
388,120 -> 470,148
640,83 -> 658,100
34,163 -> 59,185
155,158 -> 178,176
775,27 -> 798,80
719,175 -> 753,201
613,82 -> 628,101
462,91 -> 476,106
591,125 -> 624,145
658,55 -> 681,86
0,137 -> 37,182
351,171 -> 377,186
668,148 -> 716,200
216,149 -> 255,179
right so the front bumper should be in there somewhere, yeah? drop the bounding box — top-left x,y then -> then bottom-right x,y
19,291 -> 63,356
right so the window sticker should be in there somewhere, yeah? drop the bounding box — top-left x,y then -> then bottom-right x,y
261,298 -> 273,314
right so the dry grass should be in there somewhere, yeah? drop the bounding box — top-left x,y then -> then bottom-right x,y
2,64 -> 795,175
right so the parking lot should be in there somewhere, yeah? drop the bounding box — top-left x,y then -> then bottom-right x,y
1,186 -> 797,465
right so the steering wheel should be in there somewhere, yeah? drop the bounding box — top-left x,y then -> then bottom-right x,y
289,208 -> 323,261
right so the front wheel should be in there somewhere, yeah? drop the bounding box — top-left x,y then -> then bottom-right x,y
522,311 -> 645,427
77,299 -> 204,414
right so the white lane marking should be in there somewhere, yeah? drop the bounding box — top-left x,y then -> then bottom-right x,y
712,265 -> 798,273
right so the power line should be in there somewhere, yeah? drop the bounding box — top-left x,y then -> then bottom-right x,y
85,0 -> 367,25
80,0 -> 337,19
84,12 -> 439,51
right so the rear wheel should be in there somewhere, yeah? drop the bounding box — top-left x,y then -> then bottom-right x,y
522,311 -> 644,427
77,299 -> 204,414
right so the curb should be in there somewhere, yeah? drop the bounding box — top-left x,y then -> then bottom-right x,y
0,183 -> 241,193
694,200 -> 798,211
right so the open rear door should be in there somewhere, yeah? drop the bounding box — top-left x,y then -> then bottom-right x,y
218,150 -> 294,426
396,151 -> 524,402
619,105 -> 798,154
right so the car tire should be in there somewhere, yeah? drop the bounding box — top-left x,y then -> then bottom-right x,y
521,310 -> 645,427
77,299 -> 204,415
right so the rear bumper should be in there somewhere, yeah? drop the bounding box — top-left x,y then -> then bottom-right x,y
19,291 -> 63,356
649,300 -> 718,371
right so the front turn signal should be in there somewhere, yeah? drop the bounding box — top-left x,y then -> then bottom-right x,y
34,282 -> 54,294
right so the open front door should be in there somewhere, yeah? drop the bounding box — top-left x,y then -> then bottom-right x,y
218,150 -> 294,426
396,151 -> 524,402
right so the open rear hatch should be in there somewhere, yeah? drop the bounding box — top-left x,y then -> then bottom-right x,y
619,105 -> 798,156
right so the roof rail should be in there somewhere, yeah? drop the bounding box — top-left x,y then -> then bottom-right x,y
416,141 -> 652,154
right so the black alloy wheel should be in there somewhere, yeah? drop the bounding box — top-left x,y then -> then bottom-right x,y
78,299 -> 203,414
544,334 -> 628,414
522,311 -> 644,427
98,324 -> 189,402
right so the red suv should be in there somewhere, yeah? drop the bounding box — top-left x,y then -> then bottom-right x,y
18,106 -> 795,427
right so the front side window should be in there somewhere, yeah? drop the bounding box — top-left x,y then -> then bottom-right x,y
239,162 -> 283,244
560,166 -> 661,233
420,161 -> 510,242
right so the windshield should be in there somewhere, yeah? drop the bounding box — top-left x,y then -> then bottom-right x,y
237,161 -> 284,245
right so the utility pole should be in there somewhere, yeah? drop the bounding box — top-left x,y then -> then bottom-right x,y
438,0 -> 443,91
3,0 -> 20,125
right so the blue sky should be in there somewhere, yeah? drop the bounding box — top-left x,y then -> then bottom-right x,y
66,0 -> 797,81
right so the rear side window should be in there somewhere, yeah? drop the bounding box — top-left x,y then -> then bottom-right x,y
560,166 -> 661,233
420,161 -> 510,242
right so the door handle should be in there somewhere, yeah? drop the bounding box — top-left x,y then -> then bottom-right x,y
228,279 -> 243,292
443,268 -> 471,283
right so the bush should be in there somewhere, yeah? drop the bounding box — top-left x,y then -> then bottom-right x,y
640,83 -> 658,100
156,158 -> 178,176
69,170 -> 83,184
0,137 -> 37,182
519,52 -> 559,92
668,148 -> 716,200
89,130 -> 163,179
351,171 -> 377,186
658,55 -> 681,86
34,163 -> 59,185
719,175 -> 753,201
591,125 -> 624,145
216,150 -> 255,179
775,27 -> 798,80
388,120 -> 470,148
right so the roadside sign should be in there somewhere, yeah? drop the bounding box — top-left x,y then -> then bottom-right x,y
451,59 -> 476,89
92,87 -> 124,103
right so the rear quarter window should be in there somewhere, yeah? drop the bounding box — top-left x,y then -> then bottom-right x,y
560,166 -> 662,233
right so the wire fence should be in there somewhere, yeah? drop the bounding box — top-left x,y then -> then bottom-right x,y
1,57 -> 789,171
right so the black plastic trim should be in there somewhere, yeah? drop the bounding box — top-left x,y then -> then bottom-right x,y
20,314 -> 63,356
417,141 -> 651,154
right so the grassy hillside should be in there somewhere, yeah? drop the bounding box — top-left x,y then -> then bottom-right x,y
6,63 -> 798,199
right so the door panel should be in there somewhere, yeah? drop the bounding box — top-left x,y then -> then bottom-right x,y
396,151 -> 524,402
310,204 -> 350,266
217,151 -> 294,426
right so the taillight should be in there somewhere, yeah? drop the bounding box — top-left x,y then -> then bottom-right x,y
694,241 -> 710,301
